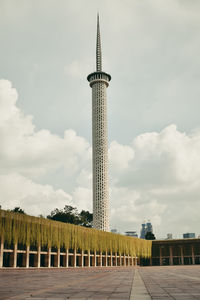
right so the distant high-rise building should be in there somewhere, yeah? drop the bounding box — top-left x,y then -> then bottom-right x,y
140,223 -> 146,239
125,231 -> 138,238
140,221 -> 153,239
87,15 -> 111,231
111,229 -> 118,234
183,233 -> 195,239
166,233 -> 173,240
146,221 -> 153,233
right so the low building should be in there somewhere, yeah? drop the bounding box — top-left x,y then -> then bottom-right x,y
183,233 -> 195,239
166,233 -> 173,239
111,229 -> 118,234
149,238 -> 200,266
125,231 -> 138,238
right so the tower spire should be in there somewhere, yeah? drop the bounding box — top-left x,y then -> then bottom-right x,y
96,13 -> 102,71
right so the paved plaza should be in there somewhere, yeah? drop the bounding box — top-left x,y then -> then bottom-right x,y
0,266 -> 200,300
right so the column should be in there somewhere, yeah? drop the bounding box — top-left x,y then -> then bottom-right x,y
150,256 -> 152,266
191,245 -> 195,265
88,250 -> 90,267
47,247 -> 51,268
169,246 -> 173,266
180,246 -> 184,265
105,251 -> 108,267
56,248 -> 60,268
110,251 -> 113,267
94,251 -> 97,267
115,253 -> 118,266
120,254 -> 122,266
81,250 -> 84,267
26,245 -> 30,268
128,254 -> 130,266
100,251 -> 102,267
124,254 -> 126,267
13,243 -> 17,268
66,249 -> 69,268
0,238 -> 4,268
37,245 -> 41,268
132,256 -> 134,267
135,257 -> 137,266
159,247 -> 163,266
73,249 -> 76,268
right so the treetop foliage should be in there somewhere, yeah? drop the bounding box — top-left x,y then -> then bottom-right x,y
47,205 -> 93,227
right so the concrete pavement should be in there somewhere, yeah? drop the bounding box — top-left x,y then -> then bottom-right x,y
1,266 -> 200,299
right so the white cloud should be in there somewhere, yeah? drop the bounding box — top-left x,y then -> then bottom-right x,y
0,79 -> 91,215
0,173 -> 72,216
110,125 -> 200,237
109,140 -> 134,171
0,79 -> 90,178
1,79 -> 200,238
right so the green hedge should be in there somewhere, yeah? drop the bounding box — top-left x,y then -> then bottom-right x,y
0,210 -> 151,257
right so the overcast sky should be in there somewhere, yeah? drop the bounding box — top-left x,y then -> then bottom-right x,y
1,0 -> 200,239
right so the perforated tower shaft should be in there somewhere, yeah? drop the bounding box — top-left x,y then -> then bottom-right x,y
87,15 -> 111,231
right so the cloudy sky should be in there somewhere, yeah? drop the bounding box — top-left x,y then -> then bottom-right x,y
0,0 -> 200,239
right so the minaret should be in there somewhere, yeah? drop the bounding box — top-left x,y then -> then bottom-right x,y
87,15 -> 111,231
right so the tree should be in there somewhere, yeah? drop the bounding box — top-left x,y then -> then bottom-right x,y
10,207 -> 25,214
79,210 -> 93,227
47,205 -> 93,227
145,231 -> 156,240
47,205 -> 79,225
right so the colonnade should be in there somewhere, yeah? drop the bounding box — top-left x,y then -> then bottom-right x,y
152,244 -> 200,266
0,239 -> 138,268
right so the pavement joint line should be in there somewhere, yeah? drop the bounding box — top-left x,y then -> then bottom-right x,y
167,271 -> 200,282
129,269 -> 151,300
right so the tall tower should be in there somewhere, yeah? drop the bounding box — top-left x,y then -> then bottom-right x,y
87,15 -> 111,231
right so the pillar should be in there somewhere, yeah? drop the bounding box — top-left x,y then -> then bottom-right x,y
100,251 -> 102,267
191,245 -> 195,265
66,249 -> 68,268
128,254 -> 130,266
120,254 -> 122,266
169,246 -> 173,266
81,250 -> 84,267
159,247 -> 163,266
55,248 -> 60,267
88,250 -> 90,267
124,254 -> 126,267
12,243 -> 17,268
150,256 -> 152,266
37,245 -> 41,268
0,238 -> 4,268
46,247 -> 51,268
94,251 -> 97,267
180,246 -> 184,265
115,253 -> 118,266
26,245 -> 30,268
110,251 -> 113,267
105,251 -> 108,267
73,249 -> 76,267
